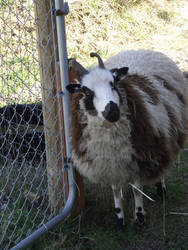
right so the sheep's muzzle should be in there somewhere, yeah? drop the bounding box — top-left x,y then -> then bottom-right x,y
102,101 -> 120,123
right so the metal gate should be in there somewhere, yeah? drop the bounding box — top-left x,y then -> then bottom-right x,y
0,0 -> 77,249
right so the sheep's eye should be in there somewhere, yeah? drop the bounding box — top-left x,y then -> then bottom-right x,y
110,81 -> 115,90
82,86 -> 94,96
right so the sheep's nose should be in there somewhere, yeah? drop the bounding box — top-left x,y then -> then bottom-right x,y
102,101 -> 120,122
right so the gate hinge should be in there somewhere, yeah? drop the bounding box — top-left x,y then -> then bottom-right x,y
53,2 -> 69,16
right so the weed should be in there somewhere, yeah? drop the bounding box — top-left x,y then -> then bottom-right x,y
157,10 -> 173,22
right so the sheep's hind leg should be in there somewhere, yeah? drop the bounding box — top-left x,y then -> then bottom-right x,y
112,185 -> 125,230
132,180 -> 146,226
156,176 -> 166,201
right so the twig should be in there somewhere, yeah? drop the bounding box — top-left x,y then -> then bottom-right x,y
129,183 -> 155,202
162,190 -> 166,237
170,212 -> 188,216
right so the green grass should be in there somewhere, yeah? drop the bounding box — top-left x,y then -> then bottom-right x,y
1,204 -> 43,248
1,156 -> 187,249
0,160 -> 50,248
23,162 -> 188,250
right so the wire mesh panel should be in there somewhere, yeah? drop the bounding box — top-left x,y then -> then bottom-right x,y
0,0 -> 69,248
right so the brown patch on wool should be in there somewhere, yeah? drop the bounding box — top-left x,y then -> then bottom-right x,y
125,75 -> 159,105
154,75 -> 188,148
70,93 -> 87,158
118,75 -> 173,183
153,75 -> 186,105
163,104 -> 186,153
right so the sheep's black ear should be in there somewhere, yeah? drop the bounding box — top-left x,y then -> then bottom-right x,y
66,84 -> 82,94
110,67 -> 129,82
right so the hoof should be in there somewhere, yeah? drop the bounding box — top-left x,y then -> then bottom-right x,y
135,212 -> 146,227
114,217 -> 125,231
156,182 -> 166,201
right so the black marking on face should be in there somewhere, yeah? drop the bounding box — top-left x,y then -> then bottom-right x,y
82,86 -> 98,116
109,81 -> 120,96
82,86 -> 94,96
109,80 -> 122,107
114,207 -> 121,214
66,84 -> 82,93
109,81 -> 115,90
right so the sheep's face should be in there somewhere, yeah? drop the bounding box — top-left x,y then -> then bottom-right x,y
67,54 -> 128,123
81,68 -> 121,122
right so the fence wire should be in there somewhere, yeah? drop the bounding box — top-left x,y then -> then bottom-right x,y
0,0 -> 70,248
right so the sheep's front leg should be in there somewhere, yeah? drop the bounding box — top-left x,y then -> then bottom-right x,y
132,180 -> 146,226
112,185 -> 125,230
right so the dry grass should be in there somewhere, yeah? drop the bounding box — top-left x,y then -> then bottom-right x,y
0,0 -> 187,106
66,0 -> 188,71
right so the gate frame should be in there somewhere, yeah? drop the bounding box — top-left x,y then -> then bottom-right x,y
11,0 -> 84,249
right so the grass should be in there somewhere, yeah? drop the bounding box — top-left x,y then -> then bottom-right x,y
27,162 -> 188,250
0,0 -> 188,249
0,0 -> 41,106
0,0 -> 187,105
65,0 -> 188,71
1,158 -> 188,249
0,160 -> 50,249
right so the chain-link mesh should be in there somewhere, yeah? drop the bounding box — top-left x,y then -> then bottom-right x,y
0,0 -> 69,248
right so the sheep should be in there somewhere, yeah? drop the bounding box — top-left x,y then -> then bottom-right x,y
66,50 -> 188,229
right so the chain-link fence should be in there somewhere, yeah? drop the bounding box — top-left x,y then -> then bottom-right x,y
0,0 -> 77,248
